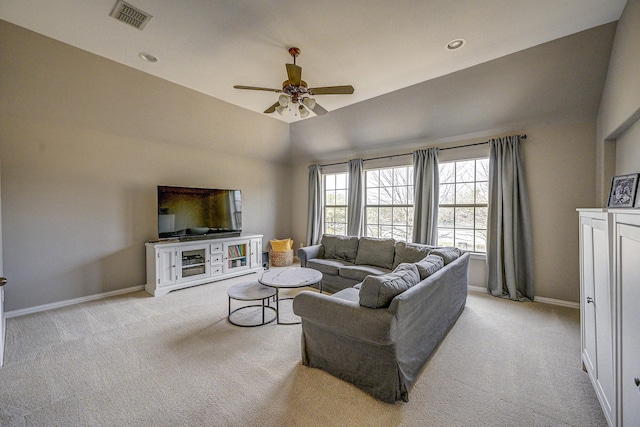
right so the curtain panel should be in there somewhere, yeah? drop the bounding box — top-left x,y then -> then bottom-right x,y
486,135 -> 534,301
412,148 -> 439,245
306,164 -> 323,246
347,159 -> 364,237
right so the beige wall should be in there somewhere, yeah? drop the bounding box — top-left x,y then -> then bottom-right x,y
0,21 -> 291,311
597,0 -> 640,203
291,122 -> 597,303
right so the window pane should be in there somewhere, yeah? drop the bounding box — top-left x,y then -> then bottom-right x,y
455,207 -> 475,228
393,186 -> 408,204
393,227 -> 407,241
335,173 -> 347,189
456,161 -> 475,182
393,167 -> 408,186
325,207 -> 335,223
367,225 -> 379,238
440,183 -> 455,204
407,207 -> 414,226
438,207 -> 454,228
475,230 -> 487,252
335,190 -> 347,205
379,187 -> 393,204
366,188 -> 379,204
379,207 -> 393,225
334,207 -> 347,223
476,182 -> 488,204
325,191 -> 336,206
366,170 -> 379,187
325,175 -> 336,190
439,163 -> 455,183
455,229 -> 474,251
366,207 -> 379,224
456,183 -> 475,204
393,207 -> 408,225
333,223 -> 346,236
438,228 -> 454,247
475,207 -> 488,229
379,226 -> 393,238
476,159 -> 489,181
379,169 -> 394,187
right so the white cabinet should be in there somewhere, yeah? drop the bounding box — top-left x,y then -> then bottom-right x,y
578,209 -> 640,426
614,213 -> 640,426
145,234 -> 263,297
579,210 -> 615,426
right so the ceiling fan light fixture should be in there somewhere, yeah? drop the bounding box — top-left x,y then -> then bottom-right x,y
302,97 -> 316,110
278,94 -> 289,106
299,105 -> 310,118
276,105 -> 287,116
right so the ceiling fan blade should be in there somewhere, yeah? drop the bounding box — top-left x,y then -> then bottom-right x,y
312,103 -> 328,116
309,85 -> 354,95
234,85 -> 282,92
264,102 -> 280,114
286,63 -> 302,86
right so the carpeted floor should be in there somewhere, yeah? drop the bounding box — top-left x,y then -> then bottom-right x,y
0,269 -> 606,426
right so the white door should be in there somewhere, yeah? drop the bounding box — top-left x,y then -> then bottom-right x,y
157,248 -> 176,287
0,157 -> 5,367
618,221 -> 640,425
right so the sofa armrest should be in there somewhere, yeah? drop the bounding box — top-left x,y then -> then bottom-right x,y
297,244 -> 323,267
293,290 -> 396,345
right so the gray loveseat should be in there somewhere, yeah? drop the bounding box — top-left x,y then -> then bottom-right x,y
293,241 -> 469,403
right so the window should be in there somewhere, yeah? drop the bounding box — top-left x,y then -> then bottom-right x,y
324,173 -> 348,235
438,159 -> 489,252
365,166 -> 414,241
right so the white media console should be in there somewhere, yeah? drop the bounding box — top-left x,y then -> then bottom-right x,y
145,234 -> 263,297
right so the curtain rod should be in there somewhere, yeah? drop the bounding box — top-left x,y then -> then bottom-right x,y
319,134 -> 527,167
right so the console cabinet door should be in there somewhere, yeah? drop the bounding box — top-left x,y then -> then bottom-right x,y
157,248 -> 176,287
250,238 -> 262,269
616,217 -> 640,426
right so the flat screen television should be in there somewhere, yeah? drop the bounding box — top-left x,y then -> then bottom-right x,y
157,186 -> 242,239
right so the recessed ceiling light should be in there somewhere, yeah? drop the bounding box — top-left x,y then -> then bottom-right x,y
446,38 -> 466,51
138,52 -> 157,62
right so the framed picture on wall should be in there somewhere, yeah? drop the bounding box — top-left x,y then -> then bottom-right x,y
607,174 -> 639,208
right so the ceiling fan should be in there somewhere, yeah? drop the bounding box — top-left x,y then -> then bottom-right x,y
234,47 -> 354,118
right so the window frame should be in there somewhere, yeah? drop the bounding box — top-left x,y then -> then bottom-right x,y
437,157 -> 489,253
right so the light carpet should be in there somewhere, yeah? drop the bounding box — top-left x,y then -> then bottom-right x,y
0,269 -> 606,426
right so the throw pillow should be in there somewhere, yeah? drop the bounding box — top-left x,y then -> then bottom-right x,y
359,263 -> 420,308
355,237 -> 396,269
270,238 -> 293,251
392,241 -> 434,269
429,247 -> 462,265
415,255 -> 445,281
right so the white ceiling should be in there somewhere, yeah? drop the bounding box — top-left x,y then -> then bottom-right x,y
0,0 -> 627,123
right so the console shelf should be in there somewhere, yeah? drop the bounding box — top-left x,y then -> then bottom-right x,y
145,234 -> 263,297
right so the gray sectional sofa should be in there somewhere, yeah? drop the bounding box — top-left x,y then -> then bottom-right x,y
293,234 -> 469,403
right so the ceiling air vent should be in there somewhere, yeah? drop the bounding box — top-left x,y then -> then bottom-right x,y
110,0 -> 152,30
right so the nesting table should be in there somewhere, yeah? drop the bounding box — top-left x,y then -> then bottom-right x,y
227,281 -> 277,327
259,267 -> 323,325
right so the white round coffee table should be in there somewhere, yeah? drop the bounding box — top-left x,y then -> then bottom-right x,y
259,267 -> 323,325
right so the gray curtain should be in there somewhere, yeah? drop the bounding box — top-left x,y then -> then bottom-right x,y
347,159 -> 364,236
412,148 -> 439,245
486,135 -> 534,301
306,164 -> 323,246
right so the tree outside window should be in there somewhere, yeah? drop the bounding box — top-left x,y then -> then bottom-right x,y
365,166 -> 414,242
324,173 -> 348,235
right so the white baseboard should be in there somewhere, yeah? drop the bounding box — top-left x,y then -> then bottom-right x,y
467,286 -> 579,309
5,285 -> 146,318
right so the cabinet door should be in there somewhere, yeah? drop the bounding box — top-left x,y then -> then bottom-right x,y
617,221 -> 640,425
157,248 -> 176,286
178,246 -> 210,282
250,238 -> 262,268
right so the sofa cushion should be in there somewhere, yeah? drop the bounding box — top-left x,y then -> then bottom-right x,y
307,258 -> 353,276
429,247 -> 462,265
359,263 -> 420,308
415,255 -> 445,280
339,265 -> 392,282
392,241 -> 434,269
355,237 -> 396,270
321,234 -> 360,263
